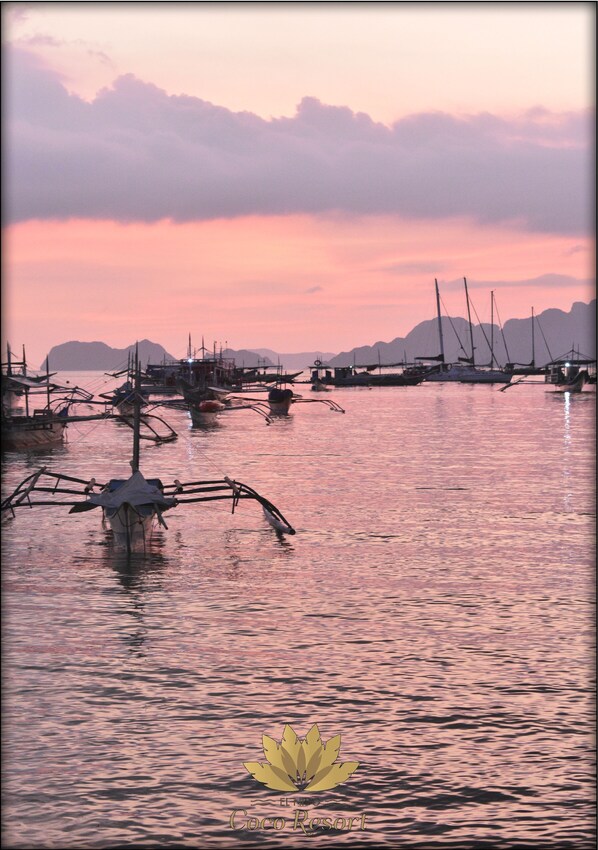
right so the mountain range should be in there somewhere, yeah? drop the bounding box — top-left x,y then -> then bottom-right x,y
328,300 -> 595,367
42,300 -> 595,371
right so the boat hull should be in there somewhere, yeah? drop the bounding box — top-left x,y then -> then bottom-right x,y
105,504 -> 156,551
2,418 -> 66,450
424,365 -> 511,383
268,387 -> 294,414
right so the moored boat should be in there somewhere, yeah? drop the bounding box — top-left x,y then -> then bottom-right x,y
2,352 -> 295,552
545,351 -> 596,393
415,280 -> 512,384
268,386 -> 294,414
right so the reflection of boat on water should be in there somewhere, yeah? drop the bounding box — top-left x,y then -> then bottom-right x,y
2,353 -> 295,553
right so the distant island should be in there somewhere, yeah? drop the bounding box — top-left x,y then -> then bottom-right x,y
42,300 -> 595,371
41,340 -> 176,371
42,341 -> 337,371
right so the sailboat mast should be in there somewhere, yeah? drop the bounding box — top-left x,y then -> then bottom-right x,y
531,307 -> 535,368
131,347 -> 141,473
6,343 -> 12,376
490,291 -> 495,369
464,277 -> 475,366
434,279 -> 445,362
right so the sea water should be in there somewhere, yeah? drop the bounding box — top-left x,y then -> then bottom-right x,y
2,376 -> 595,848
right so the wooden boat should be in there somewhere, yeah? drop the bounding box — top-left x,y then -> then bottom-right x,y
309,361 -> 422,388
1,351 -> 98,450
227,385 -> 344,415
2,357 -> 295,552
500,350 -> 596,393
548,370 -> 589,393
545,352 -> 595,393
156,389 -> 273,427
99,379 -> 147,415
268,387 -> 294,414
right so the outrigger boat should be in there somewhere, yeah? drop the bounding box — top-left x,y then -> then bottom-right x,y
227,384 -> 345,416
499,349 -> 596,394
2,359 -> 295,553
148,388 -> 274,427
545,351 -> 595,393
2,352 -> 99,450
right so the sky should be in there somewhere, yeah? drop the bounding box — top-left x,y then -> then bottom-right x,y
2,2 -> 595,365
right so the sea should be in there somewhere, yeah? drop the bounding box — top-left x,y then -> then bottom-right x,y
2,374 -> 595,849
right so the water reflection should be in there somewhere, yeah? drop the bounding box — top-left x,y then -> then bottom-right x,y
2,383 -> 594,849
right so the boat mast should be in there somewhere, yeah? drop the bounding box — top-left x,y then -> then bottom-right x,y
464,277 -> 475,366
435,279 -> 445,363
45,355 -> 51,411
131,346 -> 141,473
490,291 -> 495,369
531,307 -> 535,369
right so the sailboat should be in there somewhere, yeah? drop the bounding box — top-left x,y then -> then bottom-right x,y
417,279 -> 511,383
2,354 -> 295,552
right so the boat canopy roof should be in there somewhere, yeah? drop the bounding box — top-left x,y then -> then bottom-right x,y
3,375 -> 64,390
87,471 -> 176,511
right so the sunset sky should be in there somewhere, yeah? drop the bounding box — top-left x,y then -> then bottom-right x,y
2,3 -> 595,365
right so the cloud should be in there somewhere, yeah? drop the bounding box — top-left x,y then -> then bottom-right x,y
564,244 -> 589,256
4,46 -> 593,235
305,285 -> 323,293
441,274 -> 591,291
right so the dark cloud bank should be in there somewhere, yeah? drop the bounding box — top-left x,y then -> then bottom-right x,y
5,47 -> 593,234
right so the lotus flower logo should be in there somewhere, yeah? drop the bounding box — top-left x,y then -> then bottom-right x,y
244,724 -> 359,792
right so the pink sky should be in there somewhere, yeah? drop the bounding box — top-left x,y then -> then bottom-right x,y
2,4 -> 595,365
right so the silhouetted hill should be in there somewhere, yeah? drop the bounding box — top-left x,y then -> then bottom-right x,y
42,300 -> 595,371
41,340 -> 176,370
328,300 -> 596,367
249,349 -> 336,370
221,349 -> 275,367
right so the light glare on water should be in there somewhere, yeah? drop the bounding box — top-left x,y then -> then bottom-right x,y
2,376 -> 595,848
